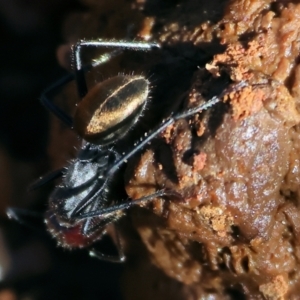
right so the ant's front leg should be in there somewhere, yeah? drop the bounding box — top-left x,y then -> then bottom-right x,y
76,189 -> 182,220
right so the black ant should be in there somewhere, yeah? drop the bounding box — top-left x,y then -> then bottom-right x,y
7,39 -> 245,262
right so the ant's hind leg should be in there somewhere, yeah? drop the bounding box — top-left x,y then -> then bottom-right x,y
40,73 -> 75,127
89,225 -> 125,263
73,40 -> 160,71
41,48 -> 124,125
72,40 -> 160,98
42,39 -> 160,125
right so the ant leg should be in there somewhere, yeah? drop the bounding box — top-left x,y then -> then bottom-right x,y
75,189 -> 182,220
73,40 -> 160,71
40,73 -> 75,126
107,81 -> 248,176
41,48 -> 124,125
89,225 -> 125,263
6,207 -> 44,232
73,40 -> 160,97
28,168 -> 64,191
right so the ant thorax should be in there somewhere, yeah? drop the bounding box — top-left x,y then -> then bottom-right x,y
46,143 -> 122,249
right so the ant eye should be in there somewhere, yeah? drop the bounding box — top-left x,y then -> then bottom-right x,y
73,75 -> 149,145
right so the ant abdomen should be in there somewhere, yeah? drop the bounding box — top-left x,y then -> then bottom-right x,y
74,75 -> 149,145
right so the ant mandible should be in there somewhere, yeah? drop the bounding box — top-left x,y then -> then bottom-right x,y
8,38 -> 244,262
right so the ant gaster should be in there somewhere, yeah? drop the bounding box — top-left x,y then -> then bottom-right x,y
8,39 -> 245,262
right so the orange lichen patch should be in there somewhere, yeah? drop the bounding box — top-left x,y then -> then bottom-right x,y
193,152 -> 207,171
206,40 -> 265,81
223,85 -> 265,121
219,3 -> 300,82
259,275 -> 288,300
197,206 -> 234,238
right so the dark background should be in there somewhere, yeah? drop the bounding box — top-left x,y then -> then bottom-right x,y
0,0 -> 123,299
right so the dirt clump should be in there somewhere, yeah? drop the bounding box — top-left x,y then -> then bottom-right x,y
48,0 -> 300,298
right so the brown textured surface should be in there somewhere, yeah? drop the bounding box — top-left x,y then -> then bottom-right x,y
46,0 -> 300,299
125,1 -> 300,299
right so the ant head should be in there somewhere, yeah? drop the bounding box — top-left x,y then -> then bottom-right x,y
73,75 -> 149,145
